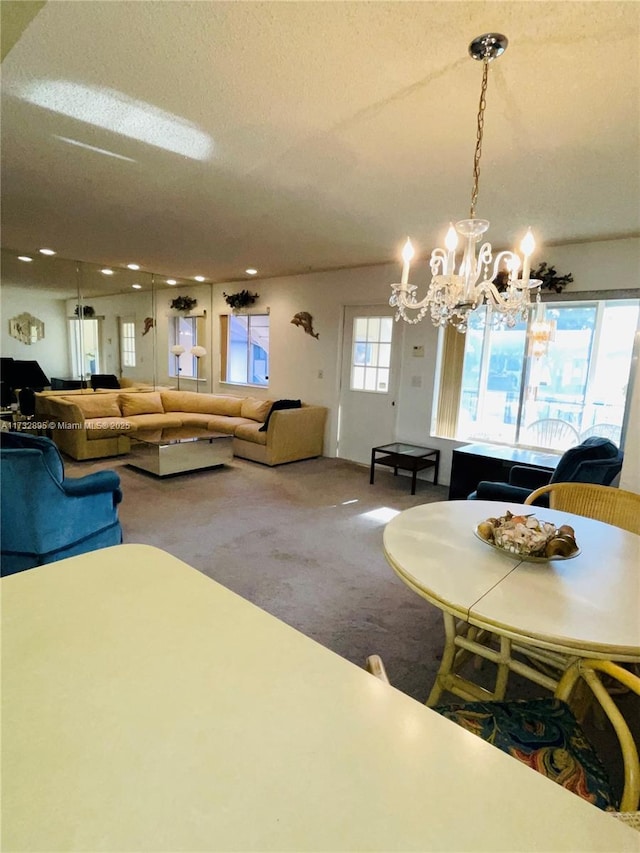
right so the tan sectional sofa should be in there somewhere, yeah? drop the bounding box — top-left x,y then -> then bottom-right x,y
36,390 -> 327,466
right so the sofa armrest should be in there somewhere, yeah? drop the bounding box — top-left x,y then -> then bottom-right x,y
508,465 -> 553,489
473,481 -> 547,505
266,405 -> 327,464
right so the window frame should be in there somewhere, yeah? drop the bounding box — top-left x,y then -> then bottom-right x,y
219,312 -> 270,388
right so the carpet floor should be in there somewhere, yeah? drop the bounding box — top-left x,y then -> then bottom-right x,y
67,453 -> 638,804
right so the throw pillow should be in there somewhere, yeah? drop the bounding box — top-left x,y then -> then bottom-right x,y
259,399 -> 302,432
118,392 -> 165,417
73,394 -> 121,419
240,397 -> 273,423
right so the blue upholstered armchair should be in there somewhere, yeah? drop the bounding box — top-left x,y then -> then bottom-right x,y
1,432 -> 123,576
467,437 -> 623,505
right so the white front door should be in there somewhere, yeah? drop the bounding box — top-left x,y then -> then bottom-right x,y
337,305 -> 402,465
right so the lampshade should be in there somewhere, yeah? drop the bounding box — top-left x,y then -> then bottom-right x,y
170,345 -> 185,356
190,346 -> 206,358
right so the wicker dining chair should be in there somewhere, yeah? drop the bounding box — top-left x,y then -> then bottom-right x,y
365,655 -> 640,814
524,482 -> 640,535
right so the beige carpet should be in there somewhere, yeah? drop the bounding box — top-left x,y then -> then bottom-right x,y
67,452 -> 637,802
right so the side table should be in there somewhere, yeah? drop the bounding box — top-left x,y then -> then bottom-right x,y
370,442 -> 440,495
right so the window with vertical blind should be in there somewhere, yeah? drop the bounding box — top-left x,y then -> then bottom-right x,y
350,316 -> 393,393
433,298 -> 639,450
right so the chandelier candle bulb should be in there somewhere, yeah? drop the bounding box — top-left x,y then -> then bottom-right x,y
445,224 -> 458,274
401,239 -> 414,285
520,229 -> 535,285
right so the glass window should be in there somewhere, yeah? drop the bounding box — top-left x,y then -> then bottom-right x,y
350,316 -> 393,393
446,298 -> 639,450
120,319 -> 136,367
224,314 -> 269,386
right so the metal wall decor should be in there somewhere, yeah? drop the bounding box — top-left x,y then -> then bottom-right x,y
291,312 -> 319,339
9,312 -> 45,345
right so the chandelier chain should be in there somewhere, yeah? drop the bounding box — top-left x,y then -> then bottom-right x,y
470,58 -> 489,219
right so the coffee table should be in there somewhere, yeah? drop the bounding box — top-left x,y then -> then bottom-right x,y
370,442 -> 440,494
129,427 -> 233,476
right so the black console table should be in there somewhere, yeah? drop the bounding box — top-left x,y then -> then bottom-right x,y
50,377 -> 88,390
448,443 -> 561,501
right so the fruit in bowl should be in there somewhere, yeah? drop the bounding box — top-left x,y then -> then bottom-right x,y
476,511 -> 578,558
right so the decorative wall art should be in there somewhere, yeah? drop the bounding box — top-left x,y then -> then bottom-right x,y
9,313 -> 45,345
223,290 -> 259,310
74,304 -> 95,317
142,317 -> 154,336
170,295 -> 198,312
291,312 -> 319,339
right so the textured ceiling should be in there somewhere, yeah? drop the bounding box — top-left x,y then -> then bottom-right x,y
1,1 -> 639,291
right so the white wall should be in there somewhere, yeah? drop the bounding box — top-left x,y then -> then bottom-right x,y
1,285 -> 70,377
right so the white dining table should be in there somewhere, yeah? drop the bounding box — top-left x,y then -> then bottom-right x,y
3,544 -> 639,851
383,500 -> 640,704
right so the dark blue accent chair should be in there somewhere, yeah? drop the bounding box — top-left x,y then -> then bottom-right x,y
1,432 -> 123,576
467,437 -> 623,505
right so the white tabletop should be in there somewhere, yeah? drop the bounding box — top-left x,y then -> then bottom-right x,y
384,500 -> 640,660
2,544 -> 639,852
383,500 -> 525,617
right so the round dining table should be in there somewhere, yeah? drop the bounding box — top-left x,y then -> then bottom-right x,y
383,499 -> 640,705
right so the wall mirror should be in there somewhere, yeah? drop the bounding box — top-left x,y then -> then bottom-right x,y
1,248 -> 214,394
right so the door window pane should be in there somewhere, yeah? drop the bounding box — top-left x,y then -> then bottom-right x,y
350,317 -> 394,393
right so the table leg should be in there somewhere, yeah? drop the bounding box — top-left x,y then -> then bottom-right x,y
369,450 -> 376,485
426,612 -> 457,706
411,468 -> 417,495
433,453 -> 440,486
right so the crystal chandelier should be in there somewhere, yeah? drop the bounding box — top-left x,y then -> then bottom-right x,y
390,33 -> 541,332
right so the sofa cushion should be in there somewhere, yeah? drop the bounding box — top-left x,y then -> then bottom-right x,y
119,392 -> 164,417
240,397 -> 272,422
161,391 -> 244,417
206,416 -> 254,435
86,418 -> 133,440
72,394 -> 122,419
124,413 -> 182,430
234,422 -> 268,445
259,399 -> 302,432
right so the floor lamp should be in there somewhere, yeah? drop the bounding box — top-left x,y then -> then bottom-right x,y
170,345 -> 185,390
190,346 -> 206,392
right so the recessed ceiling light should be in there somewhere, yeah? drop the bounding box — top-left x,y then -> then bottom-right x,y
101,268 -> 114,275
127,263 -> 140,270
167,279 -> 177,285
194,275 -> 205,282
18,256 -> 33,262
132,284 -> 142,290
39,248 -> 56,256
245,268 -> 258,275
